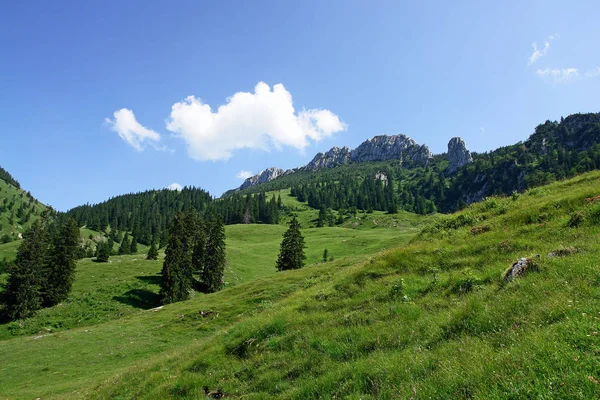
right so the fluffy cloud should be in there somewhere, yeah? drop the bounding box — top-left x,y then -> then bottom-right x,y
165,182 -> 183,191
536,68 -> 579,83
105,108 -> 161,151
166,82 -> 347,161
236,170 -> 253,179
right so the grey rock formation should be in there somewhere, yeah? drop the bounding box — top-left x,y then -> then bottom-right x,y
446,137 -> 473,174
238,167 -> 286,190
350,134 -> 432,164
305,146 -> 351,170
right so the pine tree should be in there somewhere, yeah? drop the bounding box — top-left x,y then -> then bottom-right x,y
43,218 -> 79,306
159,212 -> 193,304
2,219 -> 48,319
201,216 -> 226,293
146,238 -> 159,260
119,232 -> 131,255
130,235 -> 138,254
191,218 -> 206,276
276,217 -> 306,271
96,241 -> 110,262
322,248 -> 328,262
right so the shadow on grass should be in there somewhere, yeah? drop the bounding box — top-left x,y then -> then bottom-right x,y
136,275 -> 162,285
113,289 -> 161,309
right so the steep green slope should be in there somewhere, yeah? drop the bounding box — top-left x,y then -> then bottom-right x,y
1,172 -> 599,398
0,176 -> 46,265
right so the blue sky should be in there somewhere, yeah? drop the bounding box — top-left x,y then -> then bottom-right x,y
1,0 -> 599,211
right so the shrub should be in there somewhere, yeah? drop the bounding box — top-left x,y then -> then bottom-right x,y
567,211 -> 584,228
470,225 -> 491,235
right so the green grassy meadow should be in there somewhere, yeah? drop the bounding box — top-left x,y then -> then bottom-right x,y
2,172 -> 600,398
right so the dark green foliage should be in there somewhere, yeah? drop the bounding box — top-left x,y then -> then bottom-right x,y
201,216 -> 226,293
160,212 -> 195,304
276,217 -> 306,271
0,165 -> 20,188
1,234 -> 11,244
43,218 -> 79,306
118,233 -> 131,255
130,235 -> 138,254
95,241 -> 110,262
146,239 -> 159,260
2,220 -> 48,319
160,210 -> 227,302
65,186 -> 280,246
322,248 -> 328,262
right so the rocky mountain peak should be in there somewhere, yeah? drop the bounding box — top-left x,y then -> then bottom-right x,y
446,137 -> 473,174
238,167 -> 286,191
305,146 -> 351,170
350,134 -> 432,164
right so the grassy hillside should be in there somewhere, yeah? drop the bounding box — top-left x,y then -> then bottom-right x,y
0,212 -> 425,398
0,178 -> 46,254
0,172 -> 599,398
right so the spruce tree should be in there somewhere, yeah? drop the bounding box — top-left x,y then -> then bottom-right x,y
2,219 -> 48,319
119,232 -> 131,255
130,235 -> 138,254
276,217 -> 306,271
191,217 -> 206,276
96,241 -> 110,262
160,212 -> 194,304
201,216 -> 226,292
43,218 -> 79,306
146,238 -> 159,260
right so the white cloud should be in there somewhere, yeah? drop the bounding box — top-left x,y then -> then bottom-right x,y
165,182 -> 183,191
165,82 -> 347,161
236,170 -> 253,180
584,67 -> 600,78
528,41 -> 550,65
528,34 -> 560,65
105,108 -> 161,151
536,68 -> 579,83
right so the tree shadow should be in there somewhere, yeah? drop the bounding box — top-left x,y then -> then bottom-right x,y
113,289 -> 161,309
136,275 -> 162,285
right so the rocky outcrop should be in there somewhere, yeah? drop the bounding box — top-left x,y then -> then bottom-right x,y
503,257 -> 539,282
238,167 -> 286,190
446,137 -> 473,174
350,134 -> 432,164
305,146 -> 351,170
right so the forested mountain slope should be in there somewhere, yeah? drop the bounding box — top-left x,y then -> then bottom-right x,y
233,112 -> 600,214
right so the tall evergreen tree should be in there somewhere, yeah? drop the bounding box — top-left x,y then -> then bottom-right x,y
2,219 -> 48,319
201,216 -> 226,293
43,218 -> 79,306
118,232 -> 131,255
276,217 -> 306,271
96,241 -> 110,262
191,217 -> 206,276
146,238 -> 159,260
159,212 -> 194,304
130,235 -> 138,254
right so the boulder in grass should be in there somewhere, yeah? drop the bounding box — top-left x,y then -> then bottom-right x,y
503,257 -> 539,282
